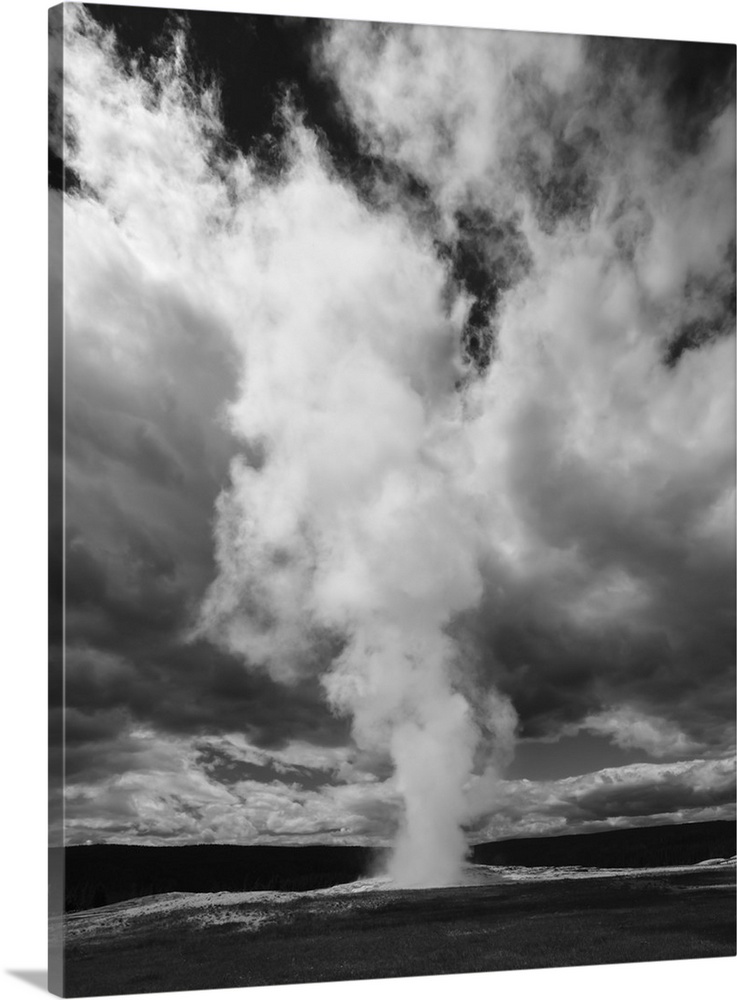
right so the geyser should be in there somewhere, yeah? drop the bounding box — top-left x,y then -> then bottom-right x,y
194,138 -> 503,885
59,7 -> 735,885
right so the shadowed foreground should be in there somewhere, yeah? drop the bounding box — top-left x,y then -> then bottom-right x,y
56,866 -> 736,996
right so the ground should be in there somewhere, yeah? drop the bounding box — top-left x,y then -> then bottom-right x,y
55,862 -> 736,996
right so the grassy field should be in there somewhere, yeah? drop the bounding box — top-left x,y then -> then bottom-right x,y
59,867 -> 735,996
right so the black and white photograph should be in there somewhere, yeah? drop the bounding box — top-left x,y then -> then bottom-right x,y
40,0 -> 737,995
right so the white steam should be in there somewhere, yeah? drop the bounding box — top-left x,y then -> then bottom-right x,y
194,126 -> 503,885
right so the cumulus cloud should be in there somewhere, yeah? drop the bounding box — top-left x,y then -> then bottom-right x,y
471,757 -> 736,841
318,21 -> 584,228
574,706 -> 703,759
320,20 -> 735,755
60,722 -> 734,848
62,726 -> 397,847
61,4 -> 241,671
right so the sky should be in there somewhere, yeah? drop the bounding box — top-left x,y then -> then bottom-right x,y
49,2 -> 736,858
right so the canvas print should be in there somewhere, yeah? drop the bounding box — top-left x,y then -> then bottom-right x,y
48,3 -> 736,997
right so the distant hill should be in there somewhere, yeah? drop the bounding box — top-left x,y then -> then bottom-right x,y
52,820 -> 735,914
471,820 -> 736,869
54,843 -> 379,914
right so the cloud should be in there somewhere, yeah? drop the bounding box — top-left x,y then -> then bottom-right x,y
58,8 -> 353,772
61,722 -> 734,848
574,706 -> 703,759
63,727 -> 397,846
320,22 -> 735,758
317,21 -> 584,226
470,757 -> 736,841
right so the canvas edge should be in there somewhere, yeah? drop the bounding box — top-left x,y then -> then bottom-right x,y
48,3 -> 66,996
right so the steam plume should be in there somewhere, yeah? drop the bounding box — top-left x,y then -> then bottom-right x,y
194,124 -> 503,885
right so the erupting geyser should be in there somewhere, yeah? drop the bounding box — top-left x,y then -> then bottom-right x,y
194,136 -> 510,885
59,6 -> 735,886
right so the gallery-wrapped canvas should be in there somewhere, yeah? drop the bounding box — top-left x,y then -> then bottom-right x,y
48,3 -> 736,997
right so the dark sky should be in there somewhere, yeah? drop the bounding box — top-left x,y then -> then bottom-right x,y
50,3 -> 735,849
